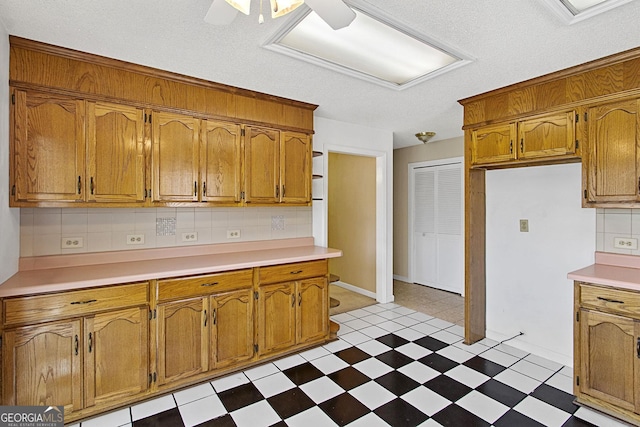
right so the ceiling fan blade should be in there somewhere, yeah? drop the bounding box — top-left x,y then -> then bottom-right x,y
204,0 -> 239,25
304,0 -> 356,30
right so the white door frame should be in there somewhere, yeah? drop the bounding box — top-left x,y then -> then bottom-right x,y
408,157 -> 464,295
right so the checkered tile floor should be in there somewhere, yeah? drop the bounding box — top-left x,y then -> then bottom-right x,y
72,302 -> 630,427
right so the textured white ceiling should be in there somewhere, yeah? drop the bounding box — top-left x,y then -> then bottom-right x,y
0,0 -> 639,148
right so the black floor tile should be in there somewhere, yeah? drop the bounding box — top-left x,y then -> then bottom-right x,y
327,366 -> 371,390
133,408 -> 185,427
376,350 -> 414,369
195,414 -> 237,427
475,378 -> 527,407
318,392 -> 370,426
334,347 -> 371,365
283,362 -> 325,386
424,375 -> 472,402
374,397 -> 430,427
418,353 -> 458,373
269,422 -> 287,427
267,387 -> 315,419
432,404 -> 491,427
464,355 -> 507,377
562,415 -> 600,426
531,383 -> 579,414
493,409 -> 546,427
375,371 -> 420,396
377,333 -> 410,348
217,382 -> 264,412
414,335 -> 449,351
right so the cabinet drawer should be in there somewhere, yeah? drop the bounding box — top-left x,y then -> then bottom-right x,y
4,282 -> 149,326
579,283 -> 640,317
259,260 -> 327,285
157,269 -> 253,302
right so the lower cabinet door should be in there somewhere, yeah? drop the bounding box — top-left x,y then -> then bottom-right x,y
579,309 -> 640,412
2,319 -> 83,415
157,298 -> 209,385
297,278 -> 328,344
84,307 -> 149,407
210,289 -> 254,369
258,282 -> 296,357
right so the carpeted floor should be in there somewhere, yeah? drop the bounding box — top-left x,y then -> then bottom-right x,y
329,284 -> 376,315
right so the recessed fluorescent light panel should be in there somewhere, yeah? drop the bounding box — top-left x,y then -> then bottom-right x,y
541,0 -> 633,23
263,2 -> 472,90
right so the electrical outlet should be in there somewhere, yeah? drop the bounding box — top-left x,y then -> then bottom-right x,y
126,234 -> 145,245
614,237 -> 638,250
181,232 -> 198,242
226,229 -> 241,239
61,237 -> 84,249
519,219 -> 529,232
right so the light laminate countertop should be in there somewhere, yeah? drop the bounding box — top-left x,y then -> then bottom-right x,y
568,251 -> 640,290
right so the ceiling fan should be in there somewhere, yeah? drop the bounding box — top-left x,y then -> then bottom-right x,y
204,0 -> 356,29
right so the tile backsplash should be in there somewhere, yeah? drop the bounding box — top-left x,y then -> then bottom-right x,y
596,208 -> 640,255
20,207 -> 312,257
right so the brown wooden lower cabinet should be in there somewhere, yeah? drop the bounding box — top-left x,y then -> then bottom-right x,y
575,282 -> 640,425
0,261 -> 331,423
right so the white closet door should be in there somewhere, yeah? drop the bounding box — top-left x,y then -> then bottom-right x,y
412,161 -> 463,294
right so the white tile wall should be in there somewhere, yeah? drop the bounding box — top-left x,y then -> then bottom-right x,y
20,207 -> 313,257
596,208 -> 640,255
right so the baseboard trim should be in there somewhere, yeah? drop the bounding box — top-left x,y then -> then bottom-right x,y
331,281 -> 377,300
393,274 -> 410,282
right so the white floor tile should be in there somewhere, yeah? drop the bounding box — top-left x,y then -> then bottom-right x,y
426,318 -> 454,329
285,406 -> 338,427
377,303 -> 401,310
299,376 -> 344,404
230,400 -> 281,427
397,361 -> 440,384
559,366 -> 573,378
477,337 -> 499,347
394,327 -> 427,342
211,372 -> 249,393
445,325 -> 465,337
243,362 -> 279,381
456,390 -> 509,424
417,419 -> 445,427
322,338 -> 352,353
273,353 -> 307,371
173,382 -> 215,406
429,330 -> 463,344
436,346 -> 475,364
377,320 -> 405,332
361,305 -> 389,314
510,359 -> 555,382
356,339 -> 392,356
345,412 -> 390,427
391,307 -> 416,315
344,318 -> 371,330
336,324 -> 355,336
392,316 -> 422,327
299,345 -> 332,361
574,406 -> 631,427
494,369 -> 542,394
346,308 -> 373,318
410,322 -> 441,336
331,313 -> 357,323
494,343 -> 528,359
396,342 -> 432,360
445,365 -> 489,389
349,381 -> 395,409
311,353 -> 350,374
131,394 -> 176,421
376,310 -> 405,320
453,341 -> 490,355
253,371 -> 296,398
178,395 -> 227,427
407,312 -> 434,322
514,396 -> 571,427
360,314 -> 388,325
340,331 -> 372,346
479,348 -> 520,367
524,353 -> 564,372
401,386 -> 451,416
353,357 -> 394,379
359,325 -> 389,338
81,408 -> 131,427
545,372 -> 574,394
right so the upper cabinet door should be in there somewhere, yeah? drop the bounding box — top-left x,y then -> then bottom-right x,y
587,98 -> 640,204
518,111 -> 576,160
470,123 -> 516,165
87,102 -> 145,203
152,111 -> 201,202
13,90 -> 85,203
244,126 -> 280,204
280,132 -> 311,204
201,121 -> 242,204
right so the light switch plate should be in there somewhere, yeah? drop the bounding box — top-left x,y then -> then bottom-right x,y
519,219 -> 529,232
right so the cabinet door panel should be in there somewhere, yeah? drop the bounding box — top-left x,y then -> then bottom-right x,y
281,132 -> 311,203
201,121 -> 242,203
84,307 -> 148,407
153,112 -> 200,202
244,127 -> 279,204
2,320 -> 82,415
211,289 -> 254,369
519,111 -> 576,159
157,298 -> 208,385
580,309 -> 637,411
13,90 -> 85,202
470,123 -> 516,165
87,102 -> 145,203
587,99 -> 640,203
297,278 -> 328,344
258,283 -> 296,356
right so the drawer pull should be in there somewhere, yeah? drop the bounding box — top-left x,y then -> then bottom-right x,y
290,270 -> 303,275
597,296 -> 625,304
70,299 -> 97,305
201,282 -> 219,287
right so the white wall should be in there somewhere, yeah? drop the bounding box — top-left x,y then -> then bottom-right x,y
486,163 -> 595,367
0,27 -> 20,282
312,116 -> 394,303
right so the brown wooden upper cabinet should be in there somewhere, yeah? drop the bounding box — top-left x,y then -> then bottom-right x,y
585,97 -> 640,206
470,110 -> 578,167
244,127 -> 312,205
